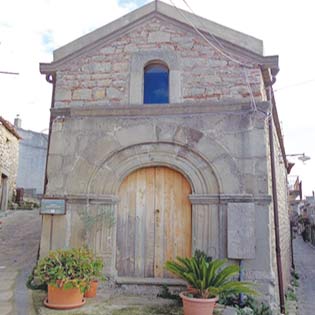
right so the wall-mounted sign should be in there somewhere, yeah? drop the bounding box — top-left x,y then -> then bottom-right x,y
40,198 -> 66,215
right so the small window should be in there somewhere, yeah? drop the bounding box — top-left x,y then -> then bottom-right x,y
144,62 -> 169,104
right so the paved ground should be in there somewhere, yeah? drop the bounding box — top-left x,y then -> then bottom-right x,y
293,235 -> 315,315
0,209 -> 41,315
0,209 -> 313,315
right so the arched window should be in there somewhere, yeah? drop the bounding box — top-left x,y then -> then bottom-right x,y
144,61 -> 169,104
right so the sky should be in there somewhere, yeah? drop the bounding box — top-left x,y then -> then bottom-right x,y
1,0 -> 315,196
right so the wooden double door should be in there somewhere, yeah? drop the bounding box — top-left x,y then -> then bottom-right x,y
116,167 -> 192,278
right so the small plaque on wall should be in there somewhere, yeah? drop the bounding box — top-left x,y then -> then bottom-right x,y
227,202 -> 256,259
40,198 -> 66,215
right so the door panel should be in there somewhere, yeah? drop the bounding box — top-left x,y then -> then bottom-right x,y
155,167 -> 192,278
117,167 -> 191,278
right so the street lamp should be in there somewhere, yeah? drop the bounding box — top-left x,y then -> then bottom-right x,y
286,153 -> 311,163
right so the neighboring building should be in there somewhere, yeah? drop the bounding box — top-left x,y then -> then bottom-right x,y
14,116 -> 48,196
0,116 -> 20,211
303,194 -> 315,217
288,175 -> 302,216
39,1 -> 291,309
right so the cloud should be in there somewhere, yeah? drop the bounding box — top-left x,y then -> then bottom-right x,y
118,0 -> 150,9
0,0 -> 129,133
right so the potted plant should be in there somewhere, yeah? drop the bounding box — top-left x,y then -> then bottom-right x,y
165,255 -> 257,315
34,247 -> 99,309
84,254 -> 105,298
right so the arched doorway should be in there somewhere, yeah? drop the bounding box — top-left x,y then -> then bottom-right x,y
116,166 -> 192,278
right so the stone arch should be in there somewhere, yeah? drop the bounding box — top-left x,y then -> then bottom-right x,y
88,141 -> 220,196
82,138 -> 243,265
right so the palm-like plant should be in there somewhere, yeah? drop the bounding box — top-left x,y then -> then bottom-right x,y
165,256 -> 257,299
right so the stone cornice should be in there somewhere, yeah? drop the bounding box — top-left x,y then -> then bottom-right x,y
189,194 -> 272,204
50,101 -> 271,120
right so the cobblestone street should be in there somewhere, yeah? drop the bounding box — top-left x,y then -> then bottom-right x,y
0,210 -> 41,315
293,236 -> 315,315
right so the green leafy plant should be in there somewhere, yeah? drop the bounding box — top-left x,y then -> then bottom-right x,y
165,256 -> 257,299
291,270 -> 299,280
34,247 -> 104,293
194,249 -> 212,264
26,266 -> 47,291
285,288 -> 297,301
290,269 -> 299,287
291,277 -> 299,287
90,255 -> 106,281
234,296 -> 272,315
157,285 -> 182,305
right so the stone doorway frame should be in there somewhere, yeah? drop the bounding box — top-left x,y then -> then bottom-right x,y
86,141 -> 226,280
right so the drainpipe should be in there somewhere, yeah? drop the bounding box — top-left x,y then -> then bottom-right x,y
43,73 -> 56,195
267,83 -> 285,314
290,221 -> 295,270
43,73 -> 56,253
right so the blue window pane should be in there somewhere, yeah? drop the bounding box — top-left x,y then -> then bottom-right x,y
144,64 -> 169,104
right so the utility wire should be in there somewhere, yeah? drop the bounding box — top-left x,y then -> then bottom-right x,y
0,71 -> 19,75
168,0 -> 264,116
274,78 -> 315,92
169,0 -> 255,69
181,0 -> 225,50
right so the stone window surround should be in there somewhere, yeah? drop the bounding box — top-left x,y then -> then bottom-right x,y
129,50 -> 181,104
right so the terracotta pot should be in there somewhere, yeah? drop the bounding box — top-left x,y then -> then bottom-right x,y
179,291 -> 218,315
44,283 -> 86,309
84,280 -> 98,298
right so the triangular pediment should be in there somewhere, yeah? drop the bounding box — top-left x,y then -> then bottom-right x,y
54,1 -> 263,61
40,0 -> 278,75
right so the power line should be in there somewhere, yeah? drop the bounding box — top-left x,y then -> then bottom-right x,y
274,79 -> 315,92
168,0 -> 263,115
0,71 -> 19,75
168,0 -> 255,69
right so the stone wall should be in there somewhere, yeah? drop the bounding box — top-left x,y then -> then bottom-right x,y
271,120 -> 291,290
40,12 -> 288,309
16,128 -> 48,195
53,17 -> 265,108
0,123 -> 19,210
43,104 -> 277,298
264,117 -> 291,308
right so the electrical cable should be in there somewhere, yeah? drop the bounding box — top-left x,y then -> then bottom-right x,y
167,0 -> 271,118
169,0 -> 256,69
242,66 -> 257,112
274,78 -> 315,92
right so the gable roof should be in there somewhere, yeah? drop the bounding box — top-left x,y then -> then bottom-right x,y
54,1 -> 263,62
0,116 -> 21,140
41,0 -> 280,75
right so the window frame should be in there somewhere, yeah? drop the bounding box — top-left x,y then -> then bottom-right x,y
129,50 -> 181,105
143,60 -> 170,104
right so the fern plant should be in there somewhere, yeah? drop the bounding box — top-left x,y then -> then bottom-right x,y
165,256 -> 257,299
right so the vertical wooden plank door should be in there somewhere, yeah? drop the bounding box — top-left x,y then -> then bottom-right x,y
116,167 -> 192,278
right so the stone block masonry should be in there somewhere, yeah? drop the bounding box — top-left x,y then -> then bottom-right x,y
0,120 -> 19,210
39,5 -> 289,312
54,17 -> 265,108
